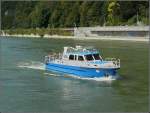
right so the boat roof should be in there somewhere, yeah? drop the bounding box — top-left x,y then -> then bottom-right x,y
64,46 -> 100,55
67,51 -> 99,55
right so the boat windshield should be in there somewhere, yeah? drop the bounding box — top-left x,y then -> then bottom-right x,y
85,54 -> 101,61
85,54 -> 94,61
93,54 -> 101,60
78,56 -> 84,61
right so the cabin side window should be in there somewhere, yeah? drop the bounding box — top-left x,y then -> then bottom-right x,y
69,55 -> 74,60
78,56 -> 84,61
85,54 -> 93,61
93,54 -> 100,60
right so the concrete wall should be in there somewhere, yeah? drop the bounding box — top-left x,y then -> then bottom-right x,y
74,26 -> 149,37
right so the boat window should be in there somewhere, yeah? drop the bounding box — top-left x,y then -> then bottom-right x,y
93,54 -> 100,60
78,56 -> 84,61
69,55 -> 74,60
85,54 -> 93,61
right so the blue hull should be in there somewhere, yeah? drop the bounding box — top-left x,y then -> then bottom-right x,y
45,63 -> 118,78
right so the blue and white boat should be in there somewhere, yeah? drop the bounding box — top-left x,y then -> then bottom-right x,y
45,46 -> 120,79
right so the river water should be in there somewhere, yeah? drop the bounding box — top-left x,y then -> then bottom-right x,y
0,37 -> 148,112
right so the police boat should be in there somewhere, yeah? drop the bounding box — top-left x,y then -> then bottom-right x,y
45,46 -> 120,79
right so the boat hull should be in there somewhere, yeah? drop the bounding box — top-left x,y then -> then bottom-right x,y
45,62 -> 118,78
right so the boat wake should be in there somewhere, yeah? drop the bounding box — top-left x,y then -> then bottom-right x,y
17,61 -> 45,70
44,72 -> 61,77
44,72 -> 118,82
64,74 -> 118,81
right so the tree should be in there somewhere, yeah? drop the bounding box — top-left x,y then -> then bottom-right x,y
48,2 -> 61,28
79,2 -> 93,27
29,2 -> 51,28
1,1 -> 149,29
86,2 -> 103,26
13,1 -> 36,28
65,2 -> 80,27
2,1 -> 18,29
106,0 -> 121,25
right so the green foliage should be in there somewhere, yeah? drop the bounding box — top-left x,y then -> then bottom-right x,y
127,15 -> 137,25
29,2 -> 51,28
65,2 -> 80,27
1,1 -> 149,30
106,0 -> 121,25
4,28 -> 73,37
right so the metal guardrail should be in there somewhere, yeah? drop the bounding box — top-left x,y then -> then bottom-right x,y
105,58 -> 120,68
45,53 -> 62,64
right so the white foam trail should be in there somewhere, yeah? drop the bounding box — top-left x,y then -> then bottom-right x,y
65,74 -> 119,81
44,72 -> 60,76
73,76 -> 116,81
44,71 -> 119,82
18,61 -> 45,70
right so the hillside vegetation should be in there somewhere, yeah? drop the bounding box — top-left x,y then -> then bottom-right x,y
2,1 -> 149,30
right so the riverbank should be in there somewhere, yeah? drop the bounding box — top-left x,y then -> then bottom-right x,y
0,34 -> 149,42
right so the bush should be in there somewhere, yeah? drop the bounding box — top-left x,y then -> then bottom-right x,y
3,28 -> 73,36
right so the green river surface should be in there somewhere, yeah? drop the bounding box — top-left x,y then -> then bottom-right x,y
0,37 -> 149,112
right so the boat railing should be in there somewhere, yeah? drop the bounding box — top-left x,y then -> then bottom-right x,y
45,53 -> 62,63
105,58 -> 120,68
65,46 -> 99,54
